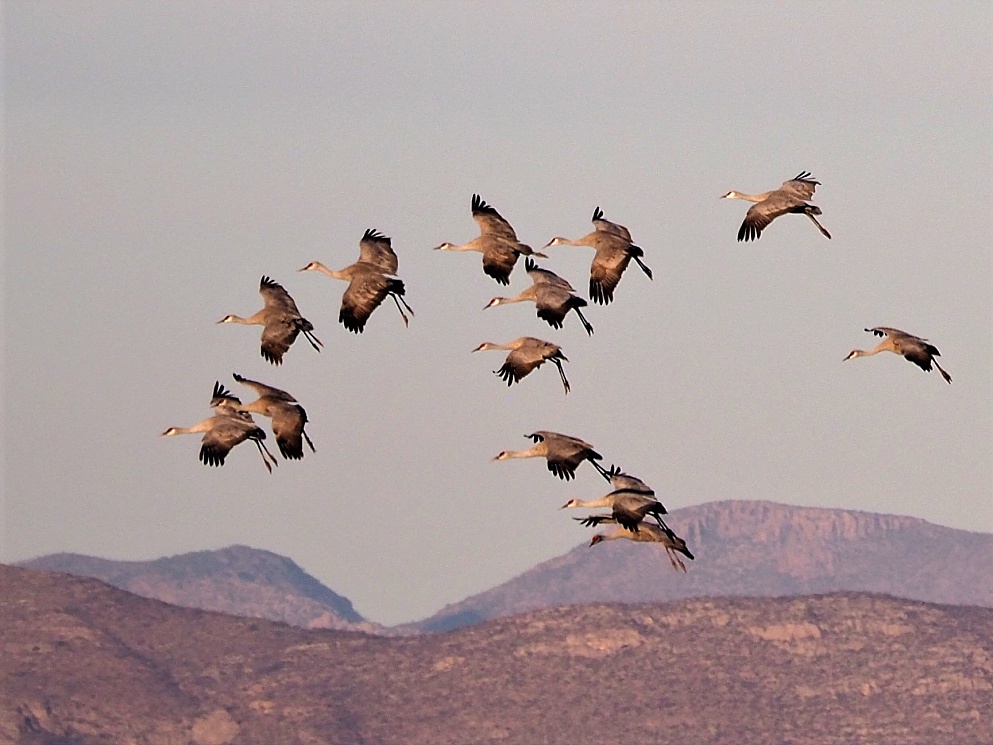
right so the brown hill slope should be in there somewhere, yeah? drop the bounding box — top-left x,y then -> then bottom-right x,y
21,544 -> 377,633
412,499 -> 993,631
2,564 -> 992,745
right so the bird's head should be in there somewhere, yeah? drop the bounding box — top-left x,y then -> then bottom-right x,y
720,190 -> 739,200
589,534 -> 605,547
843,350 -> 862,361
298,261 -> 322,272
543,237 -> 568,248
161,427 -> 179,436
483,297 -> 506,310
217,314 -> 237,324
560,499 -> 580,510
493,451 -> 510,461
433,242 -> 455,251
472,343 -> 494,353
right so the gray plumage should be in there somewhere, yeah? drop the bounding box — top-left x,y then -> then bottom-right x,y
722,172 -> 832,242
218,276 -> 323,365
544,206 -> 653,304
580,515 -> 695,572
561,468 -> 673,536
434,194 -> 547,285
300,229 -> 413,333
473,337 -> 570,394
844,327 -> 952,383
484,258 -> 594,335
162,382 -> 279,473
229,373 -> 316,460
494,430 -> 612,482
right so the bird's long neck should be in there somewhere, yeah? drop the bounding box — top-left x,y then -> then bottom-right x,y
224,312 -> 266,325
548,236 -> 588,248
308,263 -> 348,280
503,444 -> 546,459
859,340 -> 893,357
568,496 -> 612,510
490,289 -> 536,307
728,191 -> 771,203
441,239 -> 484,253
234,399 -> 270,416
480,342 -> 516,352
163,419 -> 212,436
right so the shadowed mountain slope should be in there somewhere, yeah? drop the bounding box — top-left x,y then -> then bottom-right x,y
21,544 -> 376,632
2,564 -> 992,745
411,500 -> 993,632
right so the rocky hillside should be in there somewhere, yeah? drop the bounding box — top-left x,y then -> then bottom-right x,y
21,544 -> 378,633
1,564 -> 991,745
412,499 -> 993,631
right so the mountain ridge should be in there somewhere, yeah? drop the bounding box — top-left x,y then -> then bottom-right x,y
18,500 -> 993,634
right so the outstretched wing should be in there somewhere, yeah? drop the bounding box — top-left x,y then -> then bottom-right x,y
259,276 -> 302,314
339,271 -> 395,333
472,194 -> 518,240
232,373 -> 296,402
199,414 -> 262,467
780,171 -> 820,200
270,403 -> 310,460
358,228 -> 399,274
591,206 -> 632,241
260,316 -> 302,365
867,326 -> 918,341
481,240 -> 520,285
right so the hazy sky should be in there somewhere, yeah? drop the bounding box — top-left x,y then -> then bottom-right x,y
4,2 -> 991,625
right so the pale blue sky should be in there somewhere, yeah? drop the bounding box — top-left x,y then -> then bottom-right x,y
3,1 -> 991,624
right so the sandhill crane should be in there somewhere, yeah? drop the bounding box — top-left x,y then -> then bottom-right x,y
494,431 -> 612,481
544,207 -> 653,304
226,373 -> 316,460
579,515 -> 695,572
218,276 -> 322,365
300,229 -> 414,333
722,172 -> 831,242
844,327 -> 952,383
473,337 -> 570,394
561,468 -> 674,536
484,259 -> 594,335
434,194 -> 546,285
162,382 -> 279,473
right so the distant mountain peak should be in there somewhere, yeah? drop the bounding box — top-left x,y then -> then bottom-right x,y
20,544 -> 374,631
407,500 -> 993,633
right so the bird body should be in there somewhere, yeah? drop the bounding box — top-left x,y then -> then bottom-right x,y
722,172 -> 831,242
844,327 -> 952,383
562,468 -> 673,535
581,516 -> 695,572
495,430 -> 611,481
545,207 -> 653,304
485,259 -> 594,335
218,276 -> 322,365
228,373 -> 315,460
473,337 -> 570,394
562,489 -> 669,533
163,382 -> 278,472
301,229 -> 414,333
435,194 -> 546,285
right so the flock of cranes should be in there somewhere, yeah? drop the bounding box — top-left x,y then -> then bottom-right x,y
163,176 -> 953,572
